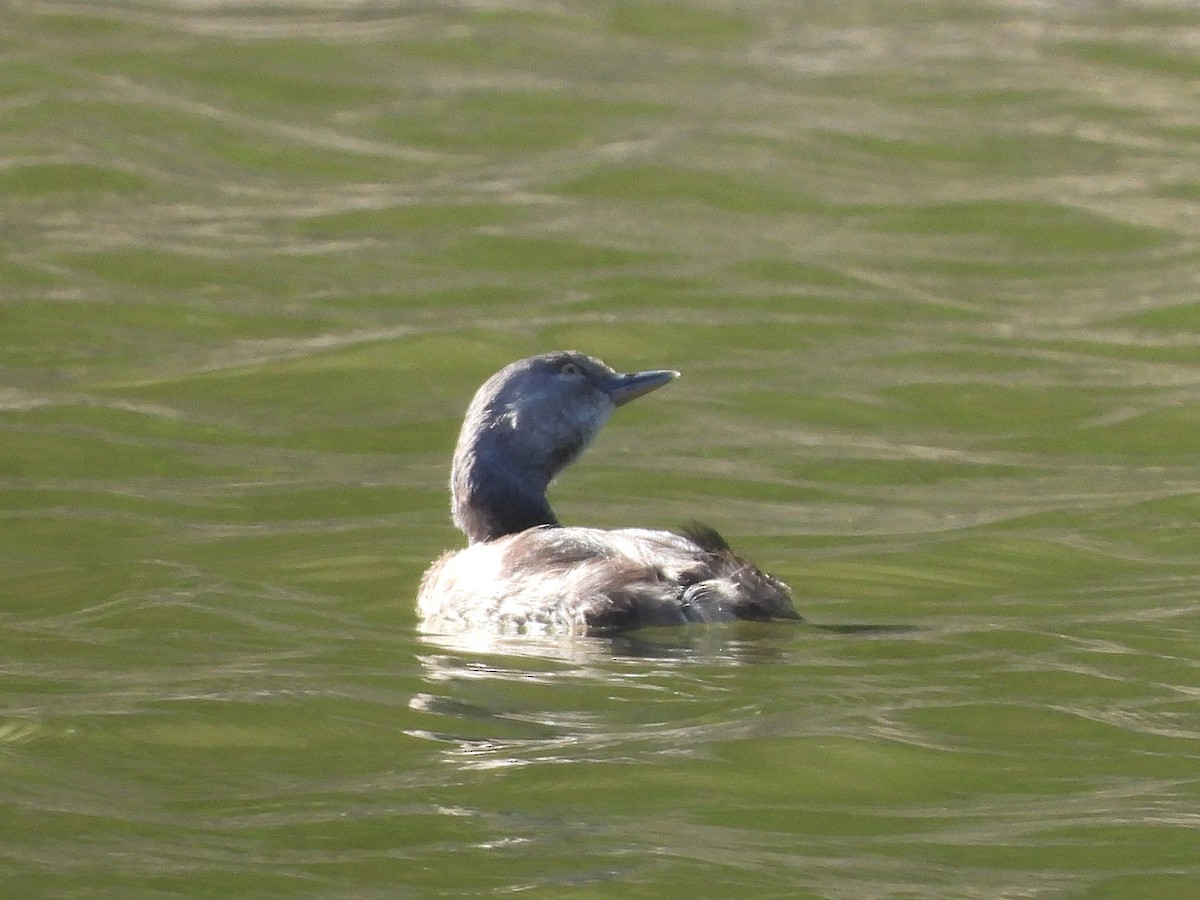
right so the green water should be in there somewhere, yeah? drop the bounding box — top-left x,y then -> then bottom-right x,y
3,1 -> 1199,897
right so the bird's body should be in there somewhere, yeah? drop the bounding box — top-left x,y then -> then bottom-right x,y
417,351 -> 799,636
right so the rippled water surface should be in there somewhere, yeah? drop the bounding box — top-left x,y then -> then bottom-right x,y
4,1 -> 1200,897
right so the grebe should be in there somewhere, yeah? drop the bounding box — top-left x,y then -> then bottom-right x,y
417,351 -> 799,635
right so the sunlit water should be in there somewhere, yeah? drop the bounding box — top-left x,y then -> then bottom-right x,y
3,1 -> 1199,897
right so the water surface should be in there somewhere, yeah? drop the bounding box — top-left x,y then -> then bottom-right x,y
3,1 -> 1199,897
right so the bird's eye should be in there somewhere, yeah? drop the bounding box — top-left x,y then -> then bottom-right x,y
560,362 -> 582,376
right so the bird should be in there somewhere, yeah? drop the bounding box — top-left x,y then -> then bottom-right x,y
416,350 -> 800,635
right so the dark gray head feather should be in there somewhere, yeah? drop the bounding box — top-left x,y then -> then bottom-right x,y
450,351 -> 677,544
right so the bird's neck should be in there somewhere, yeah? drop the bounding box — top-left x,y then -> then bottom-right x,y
451,446 -> 558,544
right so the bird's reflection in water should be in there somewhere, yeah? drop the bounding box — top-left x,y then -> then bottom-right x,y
408,620 -> 921,771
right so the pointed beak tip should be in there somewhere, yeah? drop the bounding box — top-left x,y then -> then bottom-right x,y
608,367 -> 680,407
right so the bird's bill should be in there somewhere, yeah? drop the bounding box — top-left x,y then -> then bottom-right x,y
605,368 -> 680,407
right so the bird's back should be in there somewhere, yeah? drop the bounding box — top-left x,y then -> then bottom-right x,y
417,524 -> 799,635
